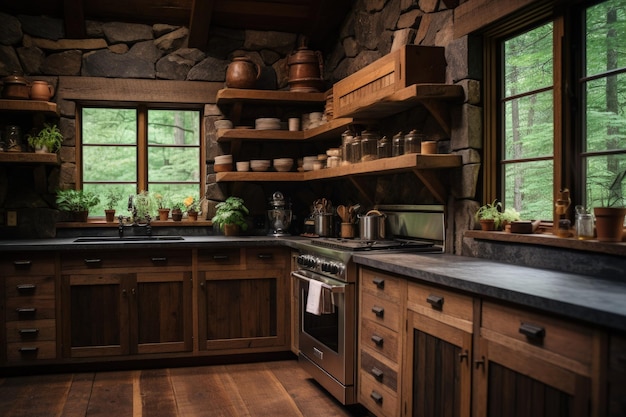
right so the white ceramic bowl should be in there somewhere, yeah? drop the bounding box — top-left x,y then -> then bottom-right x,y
273,158 -> 293,172
255,118 -> 281,130
236,161 -> 250,172
214,119 -> 233,129
250,159 -> 271,172
215,154 -> 233,164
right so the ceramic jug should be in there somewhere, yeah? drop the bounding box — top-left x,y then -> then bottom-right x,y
287,45 -> 324,92
225,57 -> 261,89
30,81 -> 55,101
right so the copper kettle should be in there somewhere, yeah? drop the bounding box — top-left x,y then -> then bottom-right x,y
287,44 -> 324,92
225,57 -> 261,89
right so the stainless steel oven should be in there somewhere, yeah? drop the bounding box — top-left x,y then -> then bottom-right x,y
293,204 -> 445,405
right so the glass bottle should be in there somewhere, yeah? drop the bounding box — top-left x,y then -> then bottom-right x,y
392,131 -> 404,156
5,125 -> 23,152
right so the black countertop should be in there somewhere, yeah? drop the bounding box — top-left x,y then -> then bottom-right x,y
1,236 -> 625,332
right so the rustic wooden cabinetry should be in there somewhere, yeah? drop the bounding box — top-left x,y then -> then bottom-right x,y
404,281 -> 474,417
474,301 -> 596,417
358,268 -> 406,417
1,252 -> 58,364
197,246 -> 290,353
607,333 -> 626,417
60,249 -> 193,358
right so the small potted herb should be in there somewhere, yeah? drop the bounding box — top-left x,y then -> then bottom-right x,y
56,189 -> 100,222
104,190 -> 122,222
27,123 -> 63,153
171,202 -> 184,221
183,196 -> 200,221
154,193 -> 170,221
211,196 -> 249,235
474,199 -> 502,231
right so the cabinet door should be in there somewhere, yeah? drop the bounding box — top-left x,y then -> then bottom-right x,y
62,273 -> 131,358
608,333 -> 626,417
134,271 -> 192,354
404,310 -> 472,417
198,269 -> 287,352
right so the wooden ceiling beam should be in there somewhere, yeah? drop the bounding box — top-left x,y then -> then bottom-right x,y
63,0 -> 86,38
188,0 -> 216,50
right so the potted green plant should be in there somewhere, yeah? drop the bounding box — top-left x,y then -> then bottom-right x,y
27,123 -> 63,153
183,195 -> 200,221
104,190 -> 122,222
594,169 -> 626,242
154,193 -> 170,221
56,189 -> 100,222
171,202 -> 184,221
474,199 -> 502,231
211,196 -> 249,235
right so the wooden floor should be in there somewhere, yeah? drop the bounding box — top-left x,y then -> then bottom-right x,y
0,359 -> 371,417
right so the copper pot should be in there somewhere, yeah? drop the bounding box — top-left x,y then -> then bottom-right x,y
30,81 -> 55,101
1,73 -> 30,99
287,46 -> 324,92
225,57 -> 261,89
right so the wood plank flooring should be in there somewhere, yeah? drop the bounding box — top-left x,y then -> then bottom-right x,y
0,360 -> 371,417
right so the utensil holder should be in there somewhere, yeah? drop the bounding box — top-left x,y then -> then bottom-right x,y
340,222 -> 355,238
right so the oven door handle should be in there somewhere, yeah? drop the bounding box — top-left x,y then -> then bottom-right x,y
291,271 -> 346,294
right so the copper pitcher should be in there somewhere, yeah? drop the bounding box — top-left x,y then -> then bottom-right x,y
225,57 -> 261,89
30,81 -> 55,101
287,45 -> 324,92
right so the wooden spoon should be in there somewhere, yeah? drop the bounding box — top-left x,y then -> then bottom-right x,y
337,205 -> 348,222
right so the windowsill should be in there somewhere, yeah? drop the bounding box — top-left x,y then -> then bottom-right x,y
464,230 -> 626,257
56,219 -> 213,228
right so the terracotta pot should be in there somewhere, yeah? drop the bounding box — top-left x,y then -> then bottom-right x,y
225,57 -> 261,89
105,209 -> 116,222
171,209 -> 183,222
158,208 -> 170,221
74,210 -> 89,223
287,46 -> 324,92
188,211 -> 198,221
223,223 -> 240,236
593,207 -> 626,242
30,81 -> 54,101
479,219 -> 496,231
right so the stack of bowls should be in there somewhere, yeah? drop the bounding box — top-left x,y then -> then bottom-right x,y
214,154 -> 233,172
255,118 -> 281,130
302,155 -> 318,171
273,158 -> 293,172
250,159 -> 271,172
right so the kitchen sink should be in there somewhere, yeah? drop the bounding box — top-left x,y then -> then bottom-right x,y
73,236 -> 184,242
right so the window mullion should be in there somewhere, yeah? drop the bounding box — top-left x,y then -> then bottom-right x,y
137,106 -> 148,192
553,15 -> 566,227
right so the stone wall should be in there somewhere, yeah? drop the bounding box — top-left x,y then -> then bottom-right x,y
0,2 -> 481,249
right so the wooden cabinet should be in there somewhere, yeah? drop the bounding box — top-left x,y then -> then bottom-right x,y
197,247 -> 290,353
60,249 -> 192,358
1,253 -> 58,364
474,301 -> 596,417
358,268 -> 406,417
607,333 -> 626,417
404,281 -> 474,417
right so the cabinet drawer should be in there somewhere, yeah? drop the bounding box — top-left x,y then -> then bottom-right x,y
61,250 -> 190,270
361,319 -> 401,363
481,301 -> 594,368
362,291 -> 402,332
245,247 -> 288,268
6,319 -> 56,342
359,371 -> 398,417
6,341 -> 56,362
0,253 -> 55,275
5,275 -> 55,298
360,349 -> 398,393
407,281 -> 473,325
5,297 -> 55,321
197,248 -> 241,269
361,269 -> 403,301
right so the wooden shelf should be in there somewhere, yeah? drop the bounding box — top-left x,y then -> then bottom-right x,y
0,99 -> 59,116
216,88 -> 327,106
217,117 -> 356,142
0,152 -> 59,165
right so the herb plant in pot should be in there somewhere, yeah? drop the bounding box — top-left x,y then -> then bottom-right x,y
56,189 -> 100,222
27,123 -> 63,153
474,199 -> 502,231
594,170 -> 626,242
171,203 -> 184,221
104,190 -> 122,222
154,193 -> 170,221
211,196 -> 249,236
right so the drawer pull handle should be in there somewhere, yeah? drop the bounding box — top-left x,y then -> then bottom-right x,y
212,255 -> 229,261
13,260 -> 33,268
475,357 -> 485,369
16,308 -> 36,315
371,334 -> 384,347
257,253 -> 273,259
371,306 -> 384,317
83,258 -> 102,266
151,257 -> 167,263
519,322 -> 545,340
17,284 -> 36,293
371,367 -> 384,381
19,328 -> 39,336
372,278 -> 385,289
370,391 -> 383,404
426,294 -> 444,310
459,351 -> 469,363
18,347 -> 39,353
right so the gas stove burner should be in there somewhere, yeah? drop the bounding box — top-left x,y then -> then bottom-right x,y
310,237 -> 438,252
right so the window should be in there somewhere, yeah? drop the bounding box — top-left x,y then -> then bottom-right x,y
81,106 -> 202,215
489,0 -> 626,223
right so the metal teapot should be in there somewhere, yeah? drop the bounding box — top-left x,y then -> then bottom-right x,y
225,56 -> 261,89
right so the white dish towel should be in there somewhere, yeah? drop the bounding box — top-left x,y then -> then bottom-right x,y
306,279 -> 335,315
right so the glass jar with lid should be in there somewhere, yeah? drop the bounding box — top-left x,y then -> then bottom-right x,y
392,131 -> 404,156
404,129 -> 426,154
360,129 -> 380,162
350,135 -> 362,163
341,130 -> 353,165
377,136 -> 391,159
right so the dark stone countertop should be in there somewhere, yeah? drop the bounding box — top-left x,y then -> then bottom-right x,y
2,236 -> 625,333
353,251 -> 626,333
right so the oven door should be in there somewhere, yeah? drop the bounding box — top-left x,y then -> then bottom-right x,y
292,270 -> 355,404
